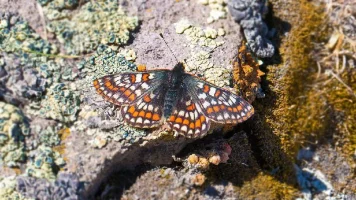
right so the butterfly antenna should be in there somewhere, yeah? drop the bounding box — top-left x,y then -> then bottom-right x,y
159,33 -> 180,64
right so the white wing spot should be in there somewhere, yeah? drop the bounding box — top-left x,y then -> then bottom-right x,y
229,96 -> 236,103
136,74 -> 142,82
137,117 -> 143,123
194,111 -> 198,118
217,115 -> 224,120
173,124 -> 180,129
144,119 -> 150,124
185,100 -> 192,106
198,93 -> 207,99
142,83 -> 149,89
135,90 -> 142,96
113,93 -> 120,99
202,101 -> 210,108
181,125 -> 188,132
209,87 -> 216,96
211,99 -> 217,105
178,111 -> 185,116
138,102 -> 145,109
189,112 -> 194,120
148,105 -> 153,111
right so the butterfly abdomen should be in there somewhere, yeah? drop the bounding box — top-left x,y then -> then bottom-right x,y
163,66 -> 185,119
163,89 -> 178,118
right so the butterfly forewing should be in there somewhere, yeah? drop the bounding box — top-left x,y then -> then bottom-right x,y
167,91 -> 211,138
93,71 -> 168,106
184,76 -> 254,124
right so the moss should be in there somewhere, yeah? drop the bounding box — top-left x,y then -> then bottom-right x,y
263,0 -> 356,174
234,173 -> 299,199
320,68 -> 356,166
259,0 -> 328,158
232,0 -> 332,187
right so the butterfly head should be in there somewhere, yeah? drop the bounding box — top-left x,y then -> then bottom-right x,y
172,62 -> 185,73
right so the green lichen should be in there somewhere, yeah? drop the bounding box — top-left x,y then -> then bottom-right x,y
33,126 -> 61,147
197,0 -> 228,23
0,102 -> 30,167
86,125 -> 148,148
39,58 -> 79,83
42,0 -> 138,55
0,13 -> 79,102
175,20 -> 229,87
25,145 -> 65,181
175,20 -> 225,48
0,14 -> 57,54
80,44 -> 137,81
37,0 -> 78,9
27,83 -> 81,123
75,106 -> 147,149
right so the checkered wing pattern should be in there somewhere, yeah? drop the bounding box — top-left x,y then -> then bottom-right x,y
184,76 -> 254,124
121,86 -> 166,128
93,71 -> 167,106
167,91 -> 211,138
93,71 -> 169,128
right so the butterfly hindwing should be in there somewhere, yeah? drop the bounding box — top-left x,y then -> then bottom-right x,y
184,76 -> 254,124
93,71 -> 168,106
121,86 -> 166,128
167,90 -> 211,138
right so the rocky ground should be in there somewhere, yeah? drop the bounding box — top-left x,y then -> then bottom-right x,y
0,0 -> 355,199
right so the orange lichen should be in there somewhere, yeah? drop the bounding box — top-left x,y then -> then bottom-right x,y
232,41 -> 265,103
137,64 -> 147,71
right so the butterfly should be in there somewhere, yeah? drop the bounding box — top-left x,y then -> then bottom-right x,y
93,62 -> 254,138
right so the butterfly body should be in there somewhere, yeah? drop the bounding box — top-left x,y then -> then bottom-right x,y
93,62 -> 254,138
162,63 -> 185,119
